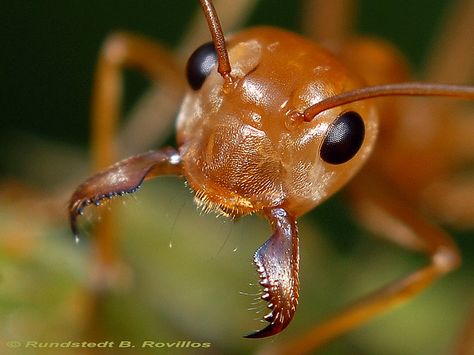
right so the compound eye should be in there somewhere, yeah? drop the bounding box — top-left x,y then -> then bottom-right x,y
186,41 -> 217,90
320,111 -> 365,165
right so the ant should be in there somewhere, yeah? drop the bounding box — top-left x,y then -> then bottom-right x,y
69,0 -> 473,352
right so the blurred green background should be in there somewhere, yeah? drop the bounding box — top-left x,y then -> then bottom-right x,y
1,1 -> 473,354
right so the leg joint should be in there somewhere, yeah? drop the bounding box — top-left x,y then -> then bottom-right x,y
432,245 -> 461,274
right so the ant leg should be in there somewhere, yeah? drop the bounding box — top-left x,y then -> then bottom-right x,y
91,31 -> 182,169
302,0 -> 355,50
86,32 -> 183,287
453,302 -> 474,355
412,0 -> 474,227
261,173 -> 461,354
394,0 -> 474,233
245,207 -> 300,338
422,173 -> 474,227
428,107 -> 474,227
401,0 -> 474,150
423,0 -> 474,84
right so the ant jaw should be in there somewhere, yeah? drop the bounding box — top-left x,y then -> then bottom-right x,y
244,320 -> 289,339
68,148 -> 182,240
245,208 -> 299,338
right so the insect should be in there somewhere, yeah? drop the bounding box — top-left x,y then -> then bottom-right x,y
68,0 -> 473,352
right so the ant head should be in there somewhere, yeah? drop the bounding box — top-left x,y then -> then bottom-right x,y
176,0 -> 472,219
176,27 -> 378,218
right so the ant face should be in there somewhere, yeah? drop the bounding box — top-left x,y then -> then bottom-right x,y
178,27 -> 378,218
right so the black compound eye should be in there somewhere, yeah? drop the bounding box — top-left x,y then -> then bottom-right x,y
186,41 -> 218,90
320,111 -> 365,165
